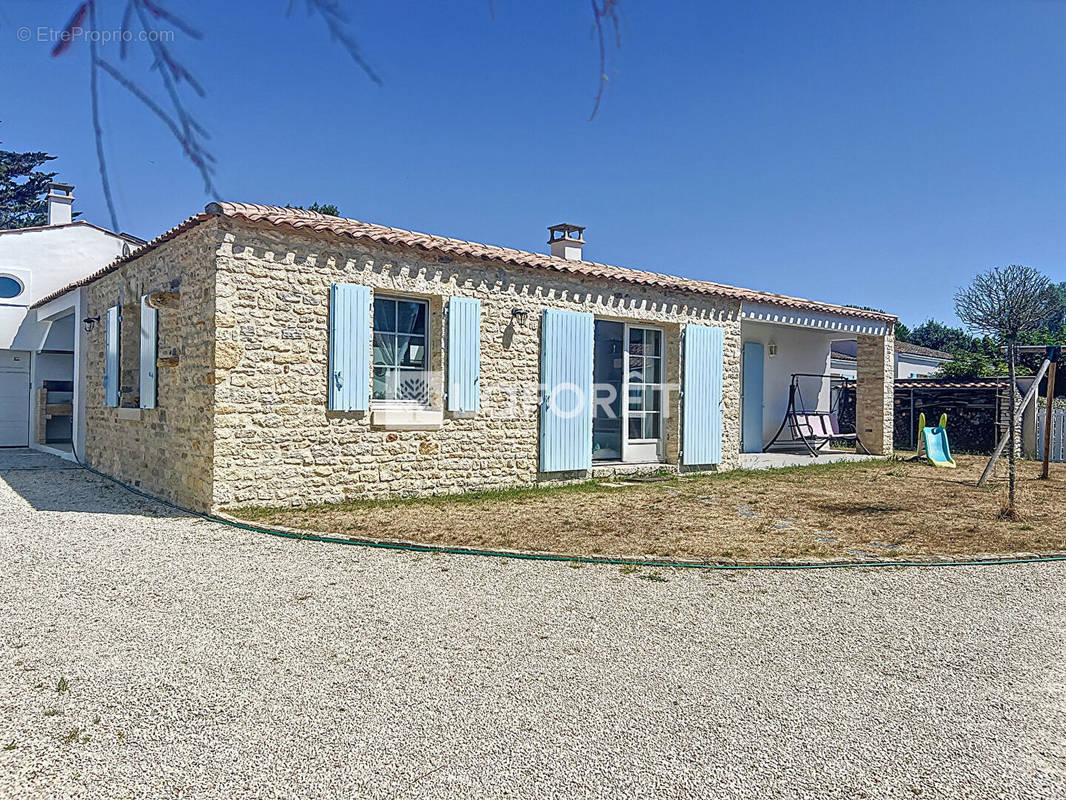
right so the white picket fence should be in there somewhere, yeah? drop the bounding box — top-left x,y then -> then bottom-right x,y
1036,406 -> 1066,462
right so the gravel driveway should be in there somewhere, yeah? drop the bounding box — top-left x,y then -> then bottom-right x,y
1,450 -> 1064,799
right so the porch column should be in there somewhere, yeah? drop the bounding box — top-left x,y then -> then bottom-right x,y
856,333 -> 894,455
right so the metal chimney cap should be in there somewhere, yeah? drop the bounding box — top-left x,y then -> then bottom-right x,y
547,223 -> 585,244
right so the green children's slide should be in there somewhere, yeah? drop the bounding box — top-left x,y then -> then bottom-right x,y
916,412 -> 957,468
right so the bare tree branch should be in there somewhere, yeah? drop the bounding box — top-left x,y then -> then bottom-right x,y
53,1 -> 621,228
297,0 -> 383,86
589,0 -> 622,120
87,2 -> 119,231
128,0 -> 217,193
955,265 -> 1054,342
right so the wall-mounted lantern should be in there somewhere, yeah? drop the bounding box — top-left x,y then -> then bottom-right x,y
82,316 -> 99,333
511,306 -> 529,326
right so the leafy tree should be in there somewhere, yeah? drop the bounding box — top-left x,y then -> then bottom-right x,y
907,319 -> 999,377
955,265 -> 1056,517
908,319 -> 974,353
0,146 -> 57,229
1039,281 -> 1066,332
936,349 -> 1000,378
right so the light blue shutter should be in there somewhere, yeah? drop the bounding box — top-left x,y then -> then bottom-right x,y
328,283 -> 371,411
540,309 -> 594,472
682,324 -> 725,465
104,305 -> 120,408
447,297 -> 481,412
140,296 -> 158,409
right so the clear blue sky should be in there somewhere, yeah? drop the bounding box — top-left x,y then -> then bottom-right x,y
2,0 -> 1065,326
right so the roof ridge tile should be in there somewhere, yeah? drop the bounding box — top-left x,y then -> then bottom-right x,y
34,202 -> 898,325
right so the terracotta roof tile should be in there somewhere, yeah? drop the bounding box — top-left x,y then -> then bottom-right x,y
34,203 -> 898,325
841,376 -> 1012,390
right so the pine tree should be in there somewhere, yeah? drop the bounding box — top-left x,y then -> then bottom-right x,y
0,148 -> 58,229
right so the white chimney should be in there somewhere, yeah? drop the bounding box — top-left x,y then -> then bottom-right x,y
548,223 -> 585,261
47,182 -> 74,226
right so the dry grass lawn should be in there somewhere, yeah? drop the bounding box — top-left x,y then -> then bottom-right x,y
230,455 -> 1066,562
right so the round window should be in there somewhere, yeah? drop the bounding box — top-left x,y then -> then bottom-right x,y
0,276 -> 24,299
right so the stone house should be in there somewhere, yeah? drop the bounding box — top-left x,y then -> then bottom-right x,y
33,203 -> 896,513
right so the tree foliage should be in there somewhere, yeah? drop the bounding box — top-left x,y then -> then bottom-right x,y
0,146 -> 57,229
907,319 -> 1000,377
1040,281 -> 1066,332
289,202 -> 340,216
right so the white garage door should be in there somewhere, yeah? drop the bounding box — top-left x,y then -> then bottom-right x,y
0,350 -> 30,447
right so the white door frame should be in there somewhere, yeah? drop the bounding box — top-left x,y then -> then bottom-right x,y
621,323 -> 665,463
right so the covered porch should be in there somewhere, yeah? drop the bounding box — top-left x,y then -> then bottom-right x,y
30,288 -> 87,461
738,301 -> 894,458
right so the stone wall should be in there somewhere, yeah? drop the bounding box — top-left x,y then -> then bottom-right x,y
211,219 -> 742,509
842,384 -> 1002,453
83,220 -> 220,510
855,333 -> 895,455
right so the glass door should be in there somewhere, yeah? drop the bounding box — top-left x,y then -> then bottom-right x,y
592,320 -> 624,461
623,325 -> 664,462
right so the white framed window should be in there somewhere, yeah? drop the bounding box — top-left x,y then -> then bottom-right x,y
372,295 -> 429,405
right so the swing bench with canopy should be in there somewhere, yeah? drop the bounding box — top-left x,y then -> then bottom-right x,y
763,372 -> 871,457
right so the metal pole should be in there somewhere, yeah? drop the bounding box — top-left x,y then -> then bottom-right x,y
1042,360 -> 1058,479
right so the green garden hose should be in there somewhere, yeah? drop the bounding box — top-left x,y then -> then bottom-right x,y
63,445 -> 1066,571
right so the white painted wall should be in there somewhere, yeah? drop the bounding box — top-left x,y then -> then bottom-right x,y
741,321 -> 835,444
35,290 -> 89,458
0,223 -> 128,351
832,341 -> 948,380
896,354 -> 944,379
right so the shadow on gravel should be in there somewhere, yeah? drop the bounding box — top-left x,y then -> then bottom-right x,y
0,449 -> 186,518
